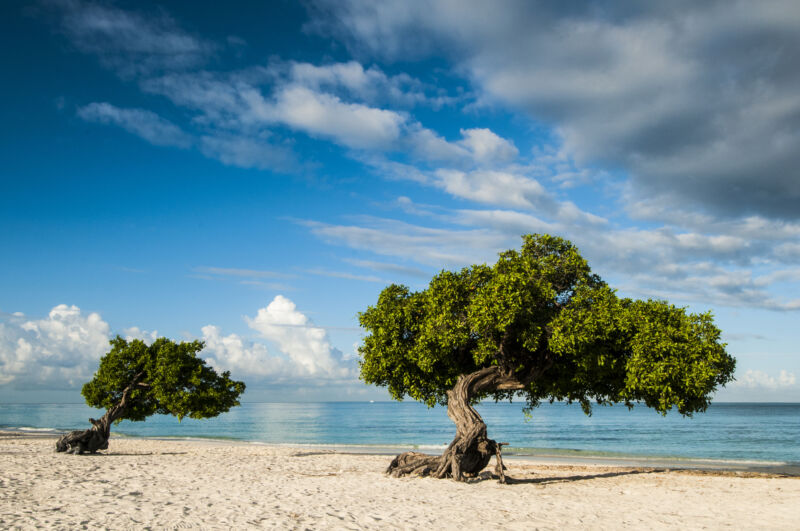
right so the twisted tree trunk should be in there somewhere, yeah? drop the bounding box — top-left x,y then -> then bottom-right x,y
55,414 -> 113,454
56,372 -> 146,454
386,366 -> 525,483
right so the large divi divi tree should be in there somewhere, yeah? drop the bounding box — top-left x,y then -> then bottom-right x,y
56,336 -> 245,454
359,234 -> 735,482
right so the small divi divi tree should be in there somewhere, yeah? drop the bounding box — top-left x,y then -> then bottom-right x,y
359,234 -> 735,482
56,336 -> 245,454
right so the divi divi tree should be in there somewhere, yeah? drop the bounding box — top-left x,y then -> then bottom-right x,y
56,336 -> 245,454
359,234 -> 735,482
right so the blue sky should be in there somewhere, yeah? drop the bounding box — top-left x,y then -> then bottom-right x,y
2,0 -> 799,403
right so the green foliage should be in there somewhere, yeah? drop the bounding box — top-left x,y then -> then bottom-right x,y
359,234 -> 735,416
82,336 -> 245,422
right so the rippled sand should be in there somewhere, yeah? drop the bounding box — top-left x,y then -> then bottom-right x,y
1,434 -> 797,529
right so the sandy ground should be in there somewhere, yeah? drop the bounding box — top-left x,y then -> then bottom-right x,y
1,434 -> 798,530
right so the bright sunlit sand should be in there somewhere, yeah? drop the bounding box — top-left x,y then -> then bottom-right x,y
2,434 -> 797,530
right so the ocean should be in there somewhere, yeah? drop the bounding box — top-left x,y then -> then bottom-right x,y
2,401 -> 798,470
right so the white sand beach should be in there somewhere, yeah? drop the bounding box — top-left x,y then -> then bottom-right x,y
1,433 -> 797,530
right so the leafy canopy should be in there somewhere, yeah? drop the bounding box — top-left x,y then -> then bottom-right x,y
359,234 -> 735,415
82,336 -> 245,422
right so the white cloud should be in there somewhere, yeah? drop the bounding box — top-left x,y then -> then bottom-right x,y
122,326 -> 158,344
406,127 -> 469,163
291,60 -> 377,93
434,169 -> 546,209
288,60 -> 438,107
271,85 -> 406,149
145,70 -> 411,152
200,325 -> 285,378
0,305 -> 110,388
244,295 -> 350,377
78,102 -> 192,148
402,127 -> 522,168
200,296 -> 358,382
732,369 -> 797,390
0,297 -> 355,390
457,128 -> 518,165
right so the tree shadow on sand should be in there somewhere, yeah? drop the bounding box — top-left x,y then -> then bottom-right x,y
471,467 -> 663,485
289,451 -> 337,458
71,451 -> 190,456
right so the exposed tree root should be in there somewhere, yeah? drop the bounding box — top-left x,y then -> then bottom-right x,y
55,372 -> 143,454
55,417 -> 110,454
386,367 -> 518,483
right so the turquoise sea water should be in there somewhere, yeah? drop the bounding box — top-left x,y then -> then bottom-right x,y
2,402 -> 798,469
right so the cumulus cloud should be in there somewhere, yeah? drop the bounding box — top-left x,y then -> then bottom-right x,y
77,102 -> 192,148
0,296 -> 354,390
199,325 -> 282,378
199,296 -> 356,382
122,326 -> 159,344
0,305 -> 110,388
243,296 -> 350,377
309,0 -> 800,220
732,369 -> 797,390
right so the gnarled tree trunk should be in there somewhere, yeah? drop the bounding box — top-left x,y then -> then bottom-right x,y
56,372 -> 146,454
55,414 -> 113,454
386,366 -> 526,483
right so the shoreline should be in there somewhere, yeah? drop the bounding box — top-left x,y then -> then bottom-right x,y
2,435 -> 798,529
3,429 -> 798,477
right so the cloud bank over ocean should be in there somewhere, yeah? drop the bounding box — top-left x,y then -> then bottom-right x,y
0,298 -> 355,393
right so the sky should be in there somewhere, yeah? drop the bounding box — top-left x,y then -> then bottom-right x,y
1,0 -> 799,403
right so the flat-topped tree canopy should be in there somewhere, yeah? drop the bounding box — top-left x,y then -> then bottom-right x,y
82,336 -> 244,422
57,336 -> 245,454
359,234 -> 735,481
